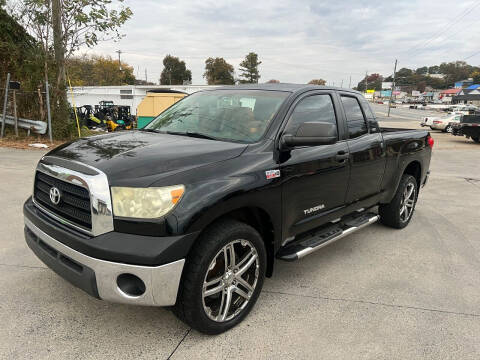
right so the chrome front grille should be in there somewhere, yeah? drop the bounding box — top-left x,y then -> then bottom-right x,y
33,157 -> 114,236
34,171 -> 92,230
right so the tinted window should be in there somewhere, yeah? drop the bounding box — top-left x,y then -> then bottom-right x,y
360,99 -> 379,133
286,94 -> 337,136
341,96 -> 368,138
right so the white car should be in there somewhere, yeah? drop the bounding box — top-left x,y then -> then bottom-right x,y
421,113 -> 462,132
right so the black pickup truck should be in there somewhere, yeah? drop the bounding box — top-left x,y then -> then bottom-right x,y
24,84 -> 432,334
450,114 -> 480,143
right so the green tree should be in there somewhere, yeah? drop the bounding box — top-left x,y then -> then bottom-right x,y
428,65 -> 440,74
356,73 -> 383,91
160,55 -> 192,85
308,79 -> 326,85
238,52 -> 261,83
416,66 -> 428,75
203,57 -> 235,85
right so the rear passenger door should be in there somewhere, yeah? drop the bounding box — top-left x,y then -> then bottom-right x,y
339,93 -> 386,203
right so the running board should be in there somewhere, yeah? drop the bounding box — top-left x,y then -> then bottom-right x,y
277,213 -> 379,261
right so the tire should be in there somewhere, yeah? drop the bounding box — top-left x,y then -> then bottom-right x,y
472,136 -> 480,143
379,174 -> 418,229
173,219 -> 267,334
444,125 -> 452,133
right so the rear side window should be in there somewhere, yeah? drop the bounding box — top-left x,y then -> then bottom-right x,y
341,96 -> 368,138
286,94 -> 337,136
360,99 -> 379,133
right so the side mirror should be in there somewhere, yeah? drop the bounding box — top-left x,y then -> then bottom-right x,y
281,122 -> 337,148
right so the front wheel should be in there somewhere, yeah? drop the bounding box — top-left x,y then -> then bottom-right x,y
174,219 -> 266,334
472,136 -> 480,143
444,125 -> 452,133
379,174 -> 418,229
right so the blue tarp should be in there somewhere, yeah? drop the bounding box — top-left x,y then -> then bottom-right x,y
466,84 -> 480,90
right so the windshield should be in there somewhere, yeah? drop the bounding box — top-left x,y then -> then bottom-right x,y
144,90 -> 289,143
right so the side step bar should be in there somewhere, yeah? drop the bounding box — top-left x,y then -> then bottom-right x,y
277,213 -> 379,261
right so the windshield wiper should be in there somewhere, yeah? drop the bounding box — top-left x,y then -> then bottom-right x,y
166,131 -> 218,140
140,128 -> 163,133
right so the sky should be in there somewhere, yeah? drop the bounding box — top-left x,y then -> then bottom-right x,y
82,0 -> 480,87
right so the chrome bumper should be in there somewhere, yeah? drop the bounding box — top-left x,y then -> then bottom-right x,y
24,217 -> 185,306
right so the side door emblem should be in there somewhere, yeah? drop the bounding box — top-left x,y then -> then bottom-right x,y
265,170 -> 280,179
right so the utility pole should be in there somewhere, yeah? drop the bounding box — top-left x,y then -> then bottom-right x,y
364,71 -> 368,93
387,59 -> 398,117
145,68 -> 147,83
116,50 -> 122,70
1,73 -> 10,138
341,79 -> 344,88
349,75 -> 352,89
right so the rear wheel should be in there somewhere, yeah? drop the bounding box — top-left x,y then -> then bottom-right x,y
174,219 -> 266,334
472,136 -> 480,143
444,125 -> 452,133
379,174 -> 418,229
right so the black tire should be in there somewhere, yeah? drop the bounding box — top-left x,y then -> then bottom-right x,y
444,125 -> 452,133
173,219 -> 266,334
472,136 -> 480,143
379,174 -> 418,229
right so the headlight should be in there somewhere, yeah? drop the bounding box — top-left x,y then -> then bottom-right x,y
111,185 -> 185,219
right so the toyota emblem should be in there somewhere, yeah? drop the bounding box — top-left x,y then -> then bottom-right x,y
49,187 -> 61,205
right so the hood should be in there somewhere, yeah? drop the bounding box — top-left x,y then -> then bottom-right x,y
48,131 -> 248,186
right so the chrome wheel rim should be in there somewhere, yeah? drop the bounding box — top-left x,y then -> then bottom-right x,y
400,182 -> 416,222
202,239 -> 259,322
446,126 -> 452,133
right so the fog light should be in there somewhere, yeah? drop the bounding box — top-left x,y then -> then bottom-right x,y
116,273 -> 146,297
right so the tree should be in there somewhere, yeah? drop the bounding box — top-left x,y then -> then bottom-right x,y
10,0 -> 132,138
471,70 -> 480,84
160,55 -> 192,85
238,52 -> 261,83
203,57 -> 235,85
67,54 -> 135,86
266,79 -> 280,83
428,65 -> 440,74
308,79 -> 326,85
416,66 -> 428,75
356,73 -> 383,91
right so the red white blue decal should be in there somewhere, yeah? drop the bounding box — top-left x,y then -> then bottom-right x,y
265,170 -> 280,180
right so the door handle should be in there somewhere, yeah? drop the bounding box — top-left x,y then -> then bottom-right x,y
335,152 -> 350,162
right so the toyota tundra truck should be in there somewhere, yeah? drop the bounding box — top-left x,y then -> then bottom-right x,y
23,84 -> 432,334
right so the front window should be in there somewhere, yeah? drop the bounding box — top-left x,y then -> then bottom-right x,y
144,90 -> 289,143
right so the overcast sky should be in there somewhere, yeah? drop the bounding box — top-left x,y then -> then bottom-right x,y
84,0 -> 480,87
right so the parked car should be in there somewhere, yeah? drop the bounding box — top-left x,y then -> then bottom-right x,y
23,84 -> 432,334
421,112 -> 462,132
450,114 -> 480,143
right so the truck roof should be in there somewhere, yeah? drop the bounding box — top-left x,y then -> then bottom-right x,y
211,83 -> 362,95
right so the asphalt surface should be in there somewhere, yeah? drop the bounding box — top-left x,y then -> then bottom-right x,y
1,109 -> 479,359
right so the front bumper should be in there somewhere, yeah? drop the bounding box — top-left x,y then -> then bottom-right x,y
24,215 -> 185,307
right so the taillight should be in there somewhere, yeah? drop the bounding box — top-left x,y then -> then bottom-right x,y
433,120 -> 442,124
427,135 -> 434,148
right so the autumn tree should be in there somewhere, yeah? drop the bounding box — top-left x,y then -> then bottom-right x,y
238,52 -> 261,83
266,79 -> 280,83
471,70 -> 480,84
67,54 -> 135,86
10,0 -> 132,138
308,79 -> 326,85
160,55 -> 192,85
356,73 -> 383,91
203,57 -> 235,85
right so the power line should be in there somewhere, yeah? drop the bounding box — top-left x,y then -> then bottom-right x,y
404,1 -> 480,58
462,49 -> 480,61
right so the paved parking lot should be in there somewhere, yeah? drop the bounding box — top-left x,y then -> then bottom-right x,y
1,111 -> 479,359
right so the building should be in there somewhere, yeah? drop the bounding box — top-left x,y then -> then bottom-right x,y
439,88 -> 461,103
69,85 -> 219,115
454,78 -> 473,89
452,84 -> 480,105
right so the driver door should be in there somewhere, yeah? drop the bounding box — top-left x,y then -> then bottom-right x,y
279,92 -> 350,239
